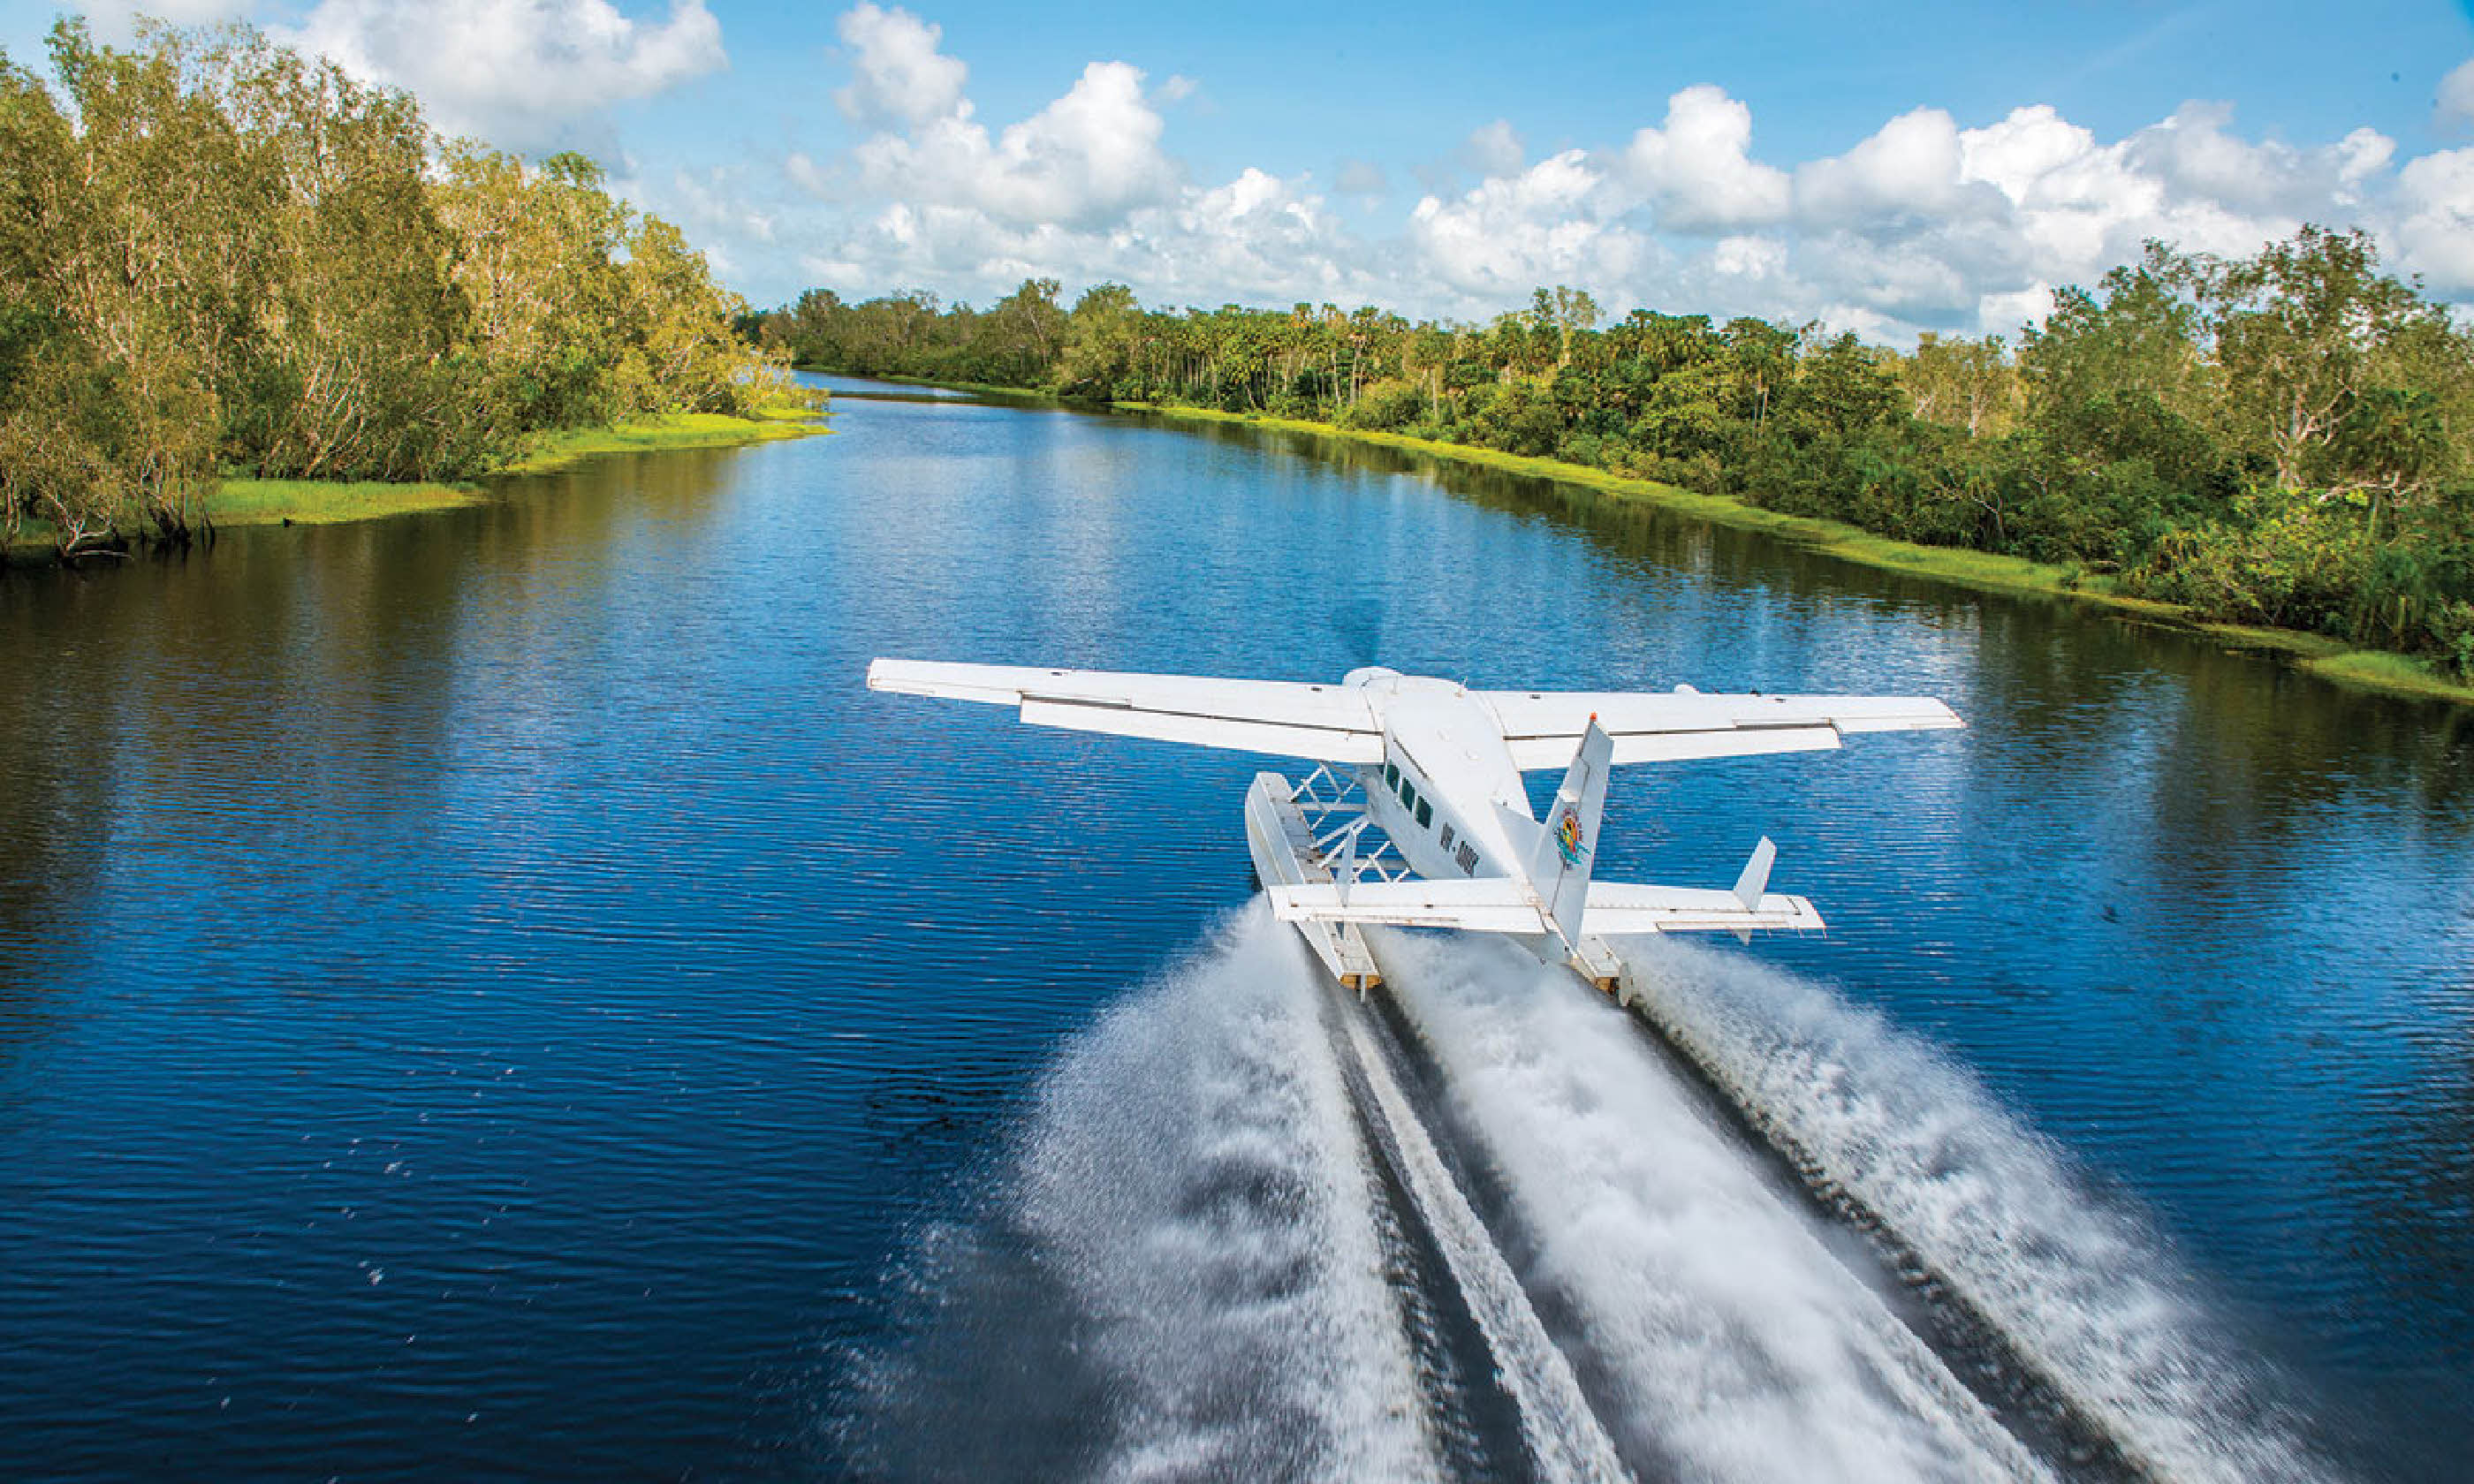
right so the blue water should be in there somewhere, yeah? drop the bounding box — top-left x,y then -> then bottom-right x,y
1,376 -> 2467,1480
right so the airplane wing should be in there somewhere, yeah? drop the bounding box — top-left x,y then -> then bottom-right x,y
866,659 -> 1384,762
1476,685 -> 1962,769
1264,878 -> 1825,936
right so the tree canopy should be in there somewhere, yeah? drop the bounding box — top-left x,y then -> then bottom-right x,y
0,19 -> 782,557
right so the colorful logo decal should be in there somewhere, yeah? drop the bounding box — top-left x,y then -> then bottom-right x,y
1553,806 -> 1584,867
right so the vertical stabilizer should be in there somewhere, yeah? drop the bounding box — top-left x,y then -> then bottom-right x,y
1528,717 -> 1613,947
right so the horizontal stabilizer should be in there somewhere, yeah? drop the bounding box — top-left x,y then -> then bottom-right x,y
1266,878 -> 1547,934
1266,877 -> 1825,937
1581,881 -> 1824,935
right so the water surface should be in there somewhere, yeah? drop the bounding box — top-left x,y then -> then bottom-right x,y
1,375 -> 2467,1480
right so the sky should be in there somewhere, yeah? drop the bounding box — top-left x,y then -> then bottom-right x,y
9,1 -> 2474,341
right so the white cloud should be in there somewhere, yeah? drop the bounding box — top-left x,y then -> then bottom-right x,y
833,3 -> 966,126
1458,119 -> 1526,179
1409,151 -> 1645,305
1616,86 -> 1790,231
1796,106 -> 2004,226
670,165 -> 775,244
1711,234 -> 1787,279
1336,159 -> 1390,198
284,0 -> 725,152
851,59 -> 1180,229
2397,148 -> 2474,293
2124,102 -> 2395,216
2439,57 -> 2474,128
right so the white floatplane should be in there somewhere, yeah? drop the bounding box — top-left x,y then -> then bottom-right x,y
866,661 -> 1962,993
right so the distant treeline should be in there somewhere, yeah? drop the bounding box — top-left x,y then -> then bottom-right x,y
0,19 -> 782,556
754,230 -> 2474,678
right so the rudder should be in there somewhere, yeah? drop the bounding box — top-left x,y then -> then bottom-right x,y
1528,716 -> 1613,949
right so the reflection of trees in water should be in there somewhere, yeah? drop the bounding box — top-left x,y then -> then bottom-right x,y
0,446 -> 755,1028
0,573 -> 121,1026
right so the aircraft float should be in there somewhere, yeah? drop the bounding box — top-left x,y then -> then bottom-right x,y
867,661 -> 1962,993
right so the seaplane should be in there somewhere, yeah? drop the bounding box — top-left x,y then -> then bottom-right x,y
866,660 -> 1962,993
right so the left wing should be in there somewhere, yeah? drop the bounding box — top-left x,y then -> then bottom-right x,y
1476,685 -> 1962,769
866,659 -> 1383,762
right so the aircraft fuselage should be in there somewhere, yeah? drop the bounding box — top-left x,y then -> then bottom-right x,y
1346,668 -> 1539,890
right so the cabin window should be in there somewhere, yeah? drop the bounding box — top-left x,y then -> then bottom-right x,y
1384,761 -> 1399,789
1415,799 -> 1433,829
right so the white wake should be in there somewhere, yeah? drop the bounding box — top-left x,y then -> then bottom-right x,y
1615,934 -> 2332,1483
843,909 -> 1438,1481
1374,929 -> 2055,1484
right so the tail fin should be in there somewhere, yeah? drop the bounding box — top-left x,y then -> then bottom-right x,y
1528,716 -> 1613,948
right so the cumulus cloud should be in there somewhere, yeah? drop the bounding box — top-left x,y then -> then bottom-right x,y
833,2 -> 966,126
1336,159 -> 1390,198
1797,107 -> 2005,226
1458,119 -> 1526,178
798,14 -> 1363,307
285,0 -> 725,152
1410,151 -> 1644,301
2396,148 -> 2474,292
851,59 -> 1180,229
1616,86 -> 1790,231
2440,57 -> 2474,127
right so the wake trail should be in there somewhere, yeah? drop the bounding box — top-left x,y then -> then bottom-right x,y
1327,952 -> 1634,1483
1375,929 -> 2056,1484
838,909 -> 1438,1482
1615,935 -> 2335,1484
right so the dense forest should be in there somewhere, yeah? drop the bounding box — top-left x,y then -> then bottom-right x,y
755,231 -> 2474,679
0,19 -> 783,558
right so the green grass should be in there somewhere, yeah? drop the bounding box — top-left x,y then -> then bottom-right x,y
498,404 -> 826,475
209,478 -> 484,526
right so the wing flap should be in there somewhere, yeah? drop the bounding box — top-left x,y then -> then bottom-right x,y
869,659 -> 1379,729
1506,724 -> 1844,770
1020,698 -> 1381,762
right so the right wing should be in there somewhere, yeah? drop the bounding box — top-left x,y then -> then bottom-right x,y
866,659 -> 1383,762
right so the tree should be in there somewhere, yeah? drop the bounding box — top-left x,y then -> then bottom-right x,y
2205,225 -> 2440,491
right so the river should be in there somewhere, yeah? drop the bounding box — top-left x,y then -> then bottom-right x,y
0,375 -> 2466,1481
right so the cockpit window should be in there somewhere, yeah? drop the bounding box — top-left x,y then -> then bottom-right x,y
1415,798 -> 1433,829
1384,761 -> 1399,789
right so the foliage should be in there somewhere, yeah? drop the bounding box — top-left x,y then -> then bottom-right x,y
756,226 -> 2474,677
0,19 -> 781,558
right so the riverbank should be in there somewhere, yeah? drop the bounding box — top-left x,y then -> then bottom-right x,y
1119,401 -> 2474,708
5,402 -> 829,558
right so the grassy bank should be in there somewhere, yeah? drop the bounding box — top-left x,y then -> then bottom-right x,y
5,402 -> 828,563
1123,401 -> 2474,708
498,405 -> 823,475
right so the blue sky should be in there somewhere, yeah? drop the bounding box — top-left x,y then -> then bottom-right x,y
11,2 -> 2474,338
